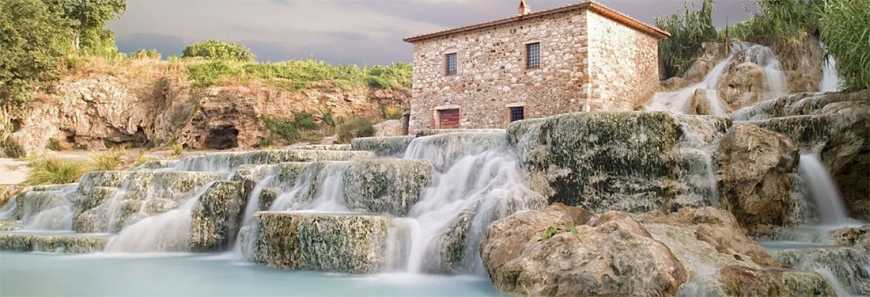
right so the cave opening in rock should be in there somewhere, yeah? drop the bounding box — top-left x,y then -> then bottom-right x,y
205,126 -> 239,149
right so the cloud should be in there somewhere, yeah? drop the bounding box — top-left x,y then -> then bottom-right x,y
109,0 -> 756,64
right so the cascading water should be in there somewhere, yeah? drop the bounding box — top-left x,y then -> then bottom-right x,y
820,42 -> 843,92
104,181 -> 217,253
400,132 -> 546,274
647,42 -> 789,115
797,154 -> 851,226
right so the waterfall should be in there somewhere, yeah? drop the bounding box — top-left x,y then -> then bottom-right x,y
103,182 -> 217,253
400,132 -> 545,274
797,154 -> 850,225
647,42 -> 789,115
819,42 -> 842,92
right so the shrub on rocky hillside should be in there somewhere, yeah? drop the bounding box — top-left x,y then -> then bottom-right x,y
24,158 -> 93,186
820,0 -> 870,91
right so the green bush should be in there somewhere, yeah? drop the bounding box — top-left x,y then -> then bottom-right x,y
182,40 -> 255,62
263,112 -> 323,143
819,0 -> 870,91
292,112 -> 318,130
130,49 -> 161,60
655,0 -> 718,78
384,106 -> 405,120
184,58 -> 412,92
728,0 -> 824,47
1,137 -> 25,158
90,147 -> 125,171
46,138 -> 63,151
24,158 -> 93,185
337,117 -> 375,143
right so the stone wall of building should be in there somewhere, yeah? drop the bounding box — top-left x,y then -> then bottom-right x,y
408,10 -> 591,133
587,12 -> 661,111
407,7 -> 662,133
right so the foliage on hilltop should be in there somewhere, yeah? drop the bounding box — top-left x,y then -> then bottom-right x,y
656,0 -> 869,91
182,40 -> 256,62
655,0 -> 717,78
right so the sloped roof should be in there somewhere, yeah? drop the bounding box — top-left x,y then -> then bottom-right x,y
403,1 -> 670,43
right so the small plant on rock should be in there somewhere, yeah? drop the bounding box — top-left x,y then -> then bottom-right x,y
172,143 -> 184,156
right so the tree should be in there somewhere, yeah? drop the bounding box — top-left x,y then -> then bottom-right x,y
43,0 -> 126,54
0,0 -> 75,111
182,40 -> 257,62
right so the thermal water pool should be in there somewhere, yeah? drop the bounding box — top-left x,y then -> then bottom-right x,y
0,252 -> 499,296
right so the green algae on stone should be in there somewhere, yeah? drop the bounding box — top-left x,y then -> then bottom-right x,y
190,181 -> 246,252
288,144 -> 352,151
0,232 -> 110,253
342,159 -> 431,216
296,214 -> 389,274
245,212 -> 390,273
351,136 -> 415,157
508,112 -> 687,213
135,160 -> 179,170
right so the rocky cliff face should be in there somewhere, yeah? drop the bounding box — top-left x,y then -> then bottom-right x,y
3,65 -> 408,155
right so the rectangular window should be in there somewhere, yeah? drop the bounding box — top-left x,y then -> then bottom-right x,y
509,106 -> 525,122
438,108 -> 460,128
526,43 -> 540,69
445,53 -> 457,75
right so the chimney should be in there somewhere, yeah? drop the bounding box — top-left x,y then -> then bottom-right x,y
517,0 -> 531,16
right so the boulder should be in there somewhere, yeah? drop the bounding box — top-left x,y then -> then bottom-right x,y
717,62 -> 767,110
373,119 -> 404,137
824,224 -> 870,252
682,42 -> 730,83
480,203 -> 686,297
714,124 -> 799,234
481,205 -> 838,297
689,89 -> 713,115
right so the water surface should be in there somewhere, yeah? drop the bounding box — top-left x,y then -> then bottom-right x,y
0,252 -> 500,297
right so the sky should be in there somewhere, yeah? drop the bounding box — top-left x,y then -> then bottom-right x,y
107,0 -> 756,65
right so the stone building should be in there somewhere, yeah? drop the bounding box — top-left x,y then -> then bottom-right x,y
403,0 -> 669,133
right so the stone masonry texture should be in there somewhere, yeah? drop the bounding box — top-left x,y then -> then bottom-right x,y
406,3 -> 664,133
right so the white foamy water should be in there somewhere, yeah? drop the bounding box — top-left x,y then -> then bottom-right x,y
400,133 -> 546,274
647,42 -> 789,115
820,42 -> 843,92
104,182 -> 216,253
797,154 -> 850,225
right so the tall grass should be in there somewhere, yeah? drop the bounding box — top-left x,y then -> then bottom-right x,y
263,112 -> 323,144
819,0 -> 870,91
726,0 -> 824,47
655,0 -> 718,78
90,147 -> 125,170
24,158 -> 93,185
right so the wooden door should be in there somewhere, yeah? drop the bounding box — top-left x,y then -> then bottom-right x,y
438,109 -> 460,129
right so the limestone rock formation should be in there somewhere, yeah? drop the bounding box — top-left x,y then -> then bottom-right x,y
717,62 -> 766,109
689,89 -> 713,115
241,212 -> 390,273
342,160 -> 431,216
682,42 -> 729,83
824,225 -> 870,252
481,205 -> 838,297
771,247 -> 870,295
3,72 -> 408,155
373,120 -> 404,137
732,91 -> 870,220
351,136 -> 415,157
480,203 -> 687,297
508,112 -> 730,213
714,124 -> 799,234
190,181 -> 246,252
0,233 -> 110,253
